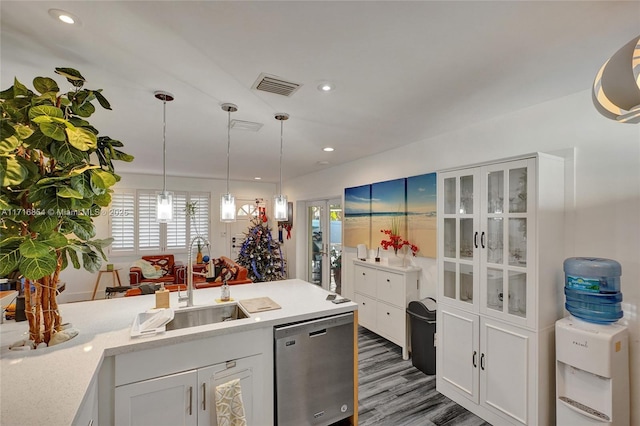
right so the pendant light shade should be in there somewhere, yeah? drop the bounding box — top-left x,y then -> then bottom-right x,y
220,103 -> 238,222
592,35 -> 640,124
273,113 -> 289,222
155,91 -> 174,222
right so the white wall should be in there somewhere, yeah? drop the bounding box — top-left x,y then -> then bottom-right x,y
285,89 -> 640,423
58,173 -> 276,302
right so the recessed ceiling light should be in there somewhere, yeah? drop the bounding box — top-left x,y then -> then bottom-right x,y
254,177 -> 262,180
323,147 -> 335,152
317,82 -> 334,92
48,9 -> 81,25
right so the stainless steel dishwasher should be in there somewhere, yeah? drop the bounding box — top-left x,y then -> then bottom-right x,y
274,312 -> 354,425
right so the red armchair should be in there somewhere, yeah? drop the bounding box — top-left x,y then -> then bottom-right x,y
129,255 -> 185,285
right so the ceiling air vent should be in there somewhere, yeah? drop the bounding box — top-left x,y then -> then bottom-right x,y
252,73 -> 302,97
230,119 -> 263,132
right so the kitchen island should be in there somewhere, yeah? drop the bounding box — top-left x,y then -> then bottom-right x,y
0,279 -> 358,426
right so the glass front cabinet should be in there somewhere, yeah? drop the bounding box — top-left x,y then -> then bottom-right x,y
439,159 -> 535,327
436,154 -> 565,425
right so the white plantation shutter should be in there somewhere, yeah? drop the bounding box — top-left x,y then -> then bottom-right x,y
137,191 -> 161,251
167,192 -> 187,249
189,192 -> 210,241
110,190 -> 135,252
109,189 -> 211,255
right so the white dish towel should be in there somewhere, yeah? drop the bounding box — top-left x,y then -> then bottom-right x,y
214,378 -> 247,426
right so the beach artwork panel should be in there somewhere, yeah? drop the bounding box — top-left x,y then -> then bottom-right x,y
371,178 -> 407,251
344,184 -> 371,248
407,172 -> 437,258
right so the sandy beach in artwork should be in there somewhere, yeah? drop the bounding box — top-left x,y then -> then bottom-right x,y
408,214 -> 437,258
344,215 -> 371,248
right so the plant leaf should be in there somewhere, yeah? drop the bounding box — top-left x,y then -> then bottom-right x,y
82,250 -> 101,273
23,129 -> 52,150
13,78 -> 31,97
28,105 -> 64,121
50,141 -> 88,164
40,231 -> 68,248
39,122 -> 66,141
57,186 -> 84,199
71,101 -> 95,118
20,255 -> 58,280
66,247 -> 81,269
0,135 -> 21,153
93,90 -> 111,110
66,126 -> 97,150
90,169 -> 117,191
31,214 -> 60,233
19,239 -> 52,258
0,157 -> 28,186
55,68 -> 86,87
0,247 -> 21,276
33,77 -> 59,95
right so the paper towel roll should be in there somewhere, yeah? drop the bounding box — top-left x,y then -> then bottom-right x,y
357,244 -> 368,260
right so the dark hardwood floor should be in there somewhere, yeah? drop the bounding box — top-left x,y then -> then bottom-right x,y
356,326 -> 491,426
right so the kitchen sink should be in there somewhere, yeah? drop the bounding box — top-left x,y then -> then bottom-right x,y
166,303 -> 249,331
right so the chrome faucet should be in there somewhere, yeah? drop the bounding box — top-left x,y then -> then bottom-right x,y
178,236 -> 212,307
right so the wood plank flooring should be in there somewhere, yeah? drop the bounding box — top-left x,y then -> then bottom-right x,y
356,326 -> 491,426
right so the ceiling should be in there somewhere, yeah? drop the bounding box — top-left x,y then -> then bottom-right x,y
2,1 -> 639,184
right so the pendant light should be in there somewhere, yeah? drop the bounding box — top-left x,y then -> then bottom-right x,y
220,103 -> 238,222
155,91 -> 174,222
273,113 -> 289,221
592,35 -> 640,123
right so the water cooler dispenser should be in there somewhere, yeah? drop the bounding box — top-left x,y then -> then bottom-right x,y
555,317 -> 629,425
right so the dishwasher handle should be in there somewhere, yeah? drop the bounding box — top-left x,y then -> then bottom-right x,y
309,328 -> 327,337
274,312 -> 353,339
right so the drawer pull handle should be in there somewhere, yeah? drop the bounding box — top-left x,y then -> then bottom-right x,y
188,386 -> 193,415
474,232 -> 478,248
310,329 -> 327,337
480,353 -> 486,370
472,350 -> 477,368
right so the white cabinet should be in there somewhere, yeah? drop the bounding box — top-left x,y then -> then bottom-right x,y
198,356 -> 262,426
353,260 -> 420,359
115,355 -> 261,426
74,377 -> 99,426
436,153 -> 564,425
115,370 -> 198,426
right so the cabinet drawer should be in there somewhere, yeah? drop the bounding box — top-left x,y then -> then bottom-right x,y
355,293 -> 376,329
376,271 -> 405,307
376,303 -> 405,345
354,265 -> 375,296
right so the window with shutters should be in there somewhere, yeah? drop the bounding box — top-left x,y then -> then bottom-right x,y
109,190 -> 135,253
109,190 -> 210,255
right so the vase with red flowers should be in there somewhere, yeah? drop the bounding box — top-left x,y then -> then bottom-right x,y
380,217 -> 419,265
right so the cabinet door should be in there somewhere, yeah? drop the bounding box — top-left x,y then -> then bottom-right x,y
354,293 -> 376,330
375,302 -> 405,345
480,159 -> 536,327
436,306 -> 480,404
480,318 -> 533,425
438,169 -> 481,311
115,370 -> 198,426
354,265 -> 375,297
198,355 -> 262,426
376,270 -> 405,307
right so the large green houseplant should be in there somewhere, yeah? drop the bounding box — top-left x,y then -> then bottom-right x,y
0,68 -> 133,345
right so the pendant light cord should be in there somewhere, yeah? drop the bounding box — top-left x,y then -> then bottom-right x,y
226,109 -> 231,194
162,98 -> 167,194
279,118 -> 283,195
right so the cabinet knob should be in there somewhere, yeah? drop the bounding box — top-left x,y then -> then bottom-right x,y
386,279 -> 390,282
387,312 -> 390,316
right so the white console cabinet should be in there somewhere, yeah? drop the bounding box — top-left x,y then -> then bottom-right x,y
353,260 -> 420,359
436,153 -> 565,425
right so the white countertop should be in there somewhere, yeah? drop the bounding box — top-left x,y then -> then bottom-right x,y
0,279 -> 356,426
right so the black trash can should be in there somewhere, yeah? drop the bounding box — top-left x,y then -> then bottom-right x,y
407,297 -> 437,375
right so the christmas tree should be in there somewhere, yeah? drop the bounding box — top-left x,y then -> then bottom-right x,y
236,215 -> 286,282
